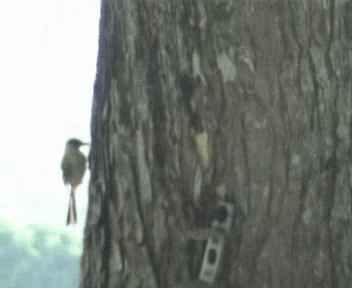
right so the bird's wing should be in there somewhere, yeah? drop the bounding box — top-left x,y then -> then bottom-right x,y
61,158 -> 72,185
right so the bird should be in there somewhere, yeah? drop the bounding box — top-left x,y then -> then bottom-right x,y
61,138 -> 87,225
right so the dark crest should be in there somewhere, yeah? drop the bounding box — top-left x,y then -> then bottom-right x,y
67,138 -> 85,147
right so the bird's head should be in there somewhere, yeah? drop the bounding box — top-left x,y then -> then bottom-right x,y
66,138 -> 88,149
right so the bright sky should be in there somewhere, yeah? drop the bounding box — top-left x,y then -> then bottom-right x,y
0,0 -> 100,233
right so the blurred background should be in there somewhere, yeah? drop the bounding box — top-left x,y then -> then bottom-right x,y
0,0 -> 100,287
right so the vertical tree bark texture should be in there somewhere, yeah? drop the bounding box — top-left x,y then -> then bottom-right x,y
80,1 -> 352,287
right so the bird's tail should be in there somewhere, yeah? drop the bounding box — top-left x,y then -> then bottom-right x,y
66,189 -> 77,225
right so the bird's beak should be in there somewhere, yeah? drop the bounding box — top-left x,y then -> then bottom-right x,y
81,142 -> 89,146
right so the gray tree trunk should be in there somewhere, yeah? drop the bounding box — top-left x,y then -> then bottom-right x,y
80,1 -> 352,287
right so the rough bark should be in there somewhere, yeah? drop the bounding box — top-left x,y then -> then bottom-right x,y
80,1 -> 352,287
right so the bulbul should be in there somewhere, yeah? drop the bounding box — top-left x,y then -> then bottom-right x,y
61,138 -> 87,225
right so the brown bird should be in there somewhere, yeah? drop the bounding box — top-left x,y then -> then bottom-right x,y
61,138 -> 87,225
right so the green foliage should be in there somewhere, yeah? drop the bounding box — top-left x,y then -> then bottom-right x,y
0,219 -> 82,288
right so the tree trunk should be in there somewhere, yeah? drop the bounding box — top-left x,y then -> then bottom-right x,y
80,1 -> 352,287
